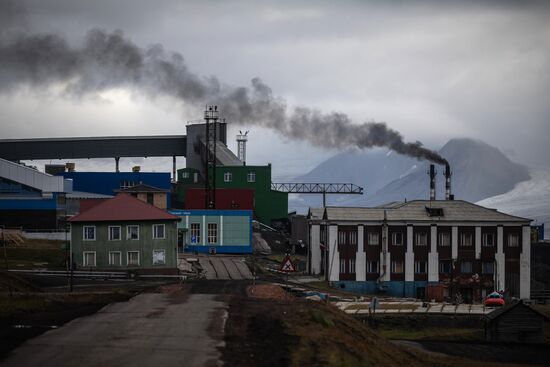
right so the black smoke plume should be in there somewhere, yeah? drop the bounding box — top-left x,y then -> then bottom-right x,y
0,25 -> 448,165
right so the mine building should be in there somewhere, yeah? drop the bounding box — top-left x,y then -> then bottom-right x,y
308,201 -> 531,301
308,163 -> 532,301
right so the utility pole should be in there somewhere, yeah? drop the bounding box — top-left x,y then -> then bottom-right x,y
2,229 -> 7,270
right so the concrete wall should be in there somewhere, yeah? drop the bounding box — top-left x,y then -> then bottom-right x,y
23,231 -> 69,241
332,280 -> 428,298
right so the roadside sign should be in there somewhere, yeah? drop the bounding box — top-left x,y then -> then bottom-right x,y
280,254 -> 296,272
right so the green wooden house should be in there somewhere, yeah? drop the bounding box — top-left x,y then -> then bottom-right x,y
69,193 -> 180,272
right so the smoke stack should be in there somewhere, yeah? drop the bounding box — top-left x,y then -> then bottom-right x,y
444,163 -> 452,200
236,130 -> 249,166
428,164 -> 436,200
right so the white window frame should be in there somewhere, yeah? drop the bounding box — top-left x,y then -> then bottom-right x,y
207,223 -> 218,244
482,233 -> 494,246
414,261 -> 427,274
108,251 -> 122,266
415,233 -> 427,246
349,231 -> 357,245
83,251 -> 96,267
508,234 -> 519,247
223,172 -> 232,182
349,259 -> 356,273
247,172 -> 256,183
438,232 -> 450,246
152,224 -> 166,240
127,251 -> 140,266
367,260 -> 379,273
152,249 -> 166,266
367,232 -> 379,246
459,233 -> 473,246
391,232 -> 403,246
83,226 -> 96,241
181,171 -> 190,179
338,230 -> 345,245
391,260 -> 404,273
127,225 -> 140,240
339,258 -> 346,273
190,223 -> 201,244
108,226 -> 121,241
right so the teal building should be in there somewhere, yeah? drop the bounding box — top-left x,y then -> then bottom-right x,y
170,209 -> 253,254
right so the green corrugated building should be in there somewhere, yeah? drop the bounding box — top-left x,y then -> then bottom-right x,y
176,164 -> 288,225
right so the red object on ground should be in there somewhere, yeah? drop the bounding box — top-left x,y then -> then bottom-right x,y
426,284 -> 444,302
185,188 -> 254,210
484,292 -> 505,306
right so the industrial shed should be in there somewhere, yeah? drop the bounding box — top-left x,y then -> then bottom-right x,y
485,300 -> 548,343
170,209 -> 253,254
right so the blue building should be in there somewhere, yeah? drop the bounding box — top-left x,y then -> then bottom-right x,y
170,209 -> 253,254
60,172 -> 172,208
0,158 -> 72,229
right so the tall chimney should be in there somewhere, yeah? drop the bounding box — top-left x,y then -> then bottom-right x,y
444,163 -> 452,200
429,164 -> 436,200
236,130 -> 249,165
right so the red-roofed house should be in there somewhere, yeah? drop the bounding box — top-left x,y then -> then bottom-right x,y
69,193 -> 180,272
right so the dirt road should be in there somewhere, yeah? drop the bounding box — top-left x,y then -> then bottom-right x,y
1,286 -> 227,367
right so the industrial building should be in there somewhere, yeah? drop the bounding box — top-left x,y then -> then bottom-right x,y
176,164 -> 288,225
59,171 -> 172,208
116,183 -> 170,210
0,158 -> 73,229
170,209 -> 253,254
69,193 -> 179,272
308,164 -> 532,301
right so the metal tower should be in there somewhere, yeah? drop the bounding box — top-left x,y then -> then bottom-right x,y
204,105 -> 219,209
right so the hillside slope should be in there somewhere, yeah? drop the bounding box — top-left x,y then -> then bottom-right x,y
289,138 -> 530,210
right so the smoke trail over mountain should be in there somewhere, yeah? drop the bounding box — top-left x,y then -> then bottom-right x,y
0,25 -> 447,164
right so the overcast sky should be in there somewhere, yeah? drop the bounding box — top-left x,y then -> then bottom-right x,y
1,0 -> 549,178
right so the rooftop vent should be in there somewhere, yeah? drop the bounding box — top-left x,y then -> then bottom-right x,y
425,206 -> 444,217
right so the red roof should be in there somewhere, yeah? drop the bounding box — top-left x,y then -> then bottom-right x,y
68,193 -> 179,222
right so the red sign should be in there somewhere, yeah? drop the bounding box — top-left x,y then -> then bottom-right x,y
280,255 -> 296,272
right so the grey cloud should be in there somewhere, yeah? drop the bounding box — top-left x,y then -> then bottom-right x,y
0,20 -> 448,164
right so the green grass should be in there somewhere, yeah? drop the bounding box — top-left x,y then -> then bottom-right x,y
1,247 -> 67,269
378,326 -> 484,341
305,281 -> 333,291
0,294 -> 48,317
310,309 -> 335,328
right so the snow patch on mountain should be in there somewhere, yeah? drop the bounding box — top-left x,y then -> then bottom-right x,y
477,167 -> 550,239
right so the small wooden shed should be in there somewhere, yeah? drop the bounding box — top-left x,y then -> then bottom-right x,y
484,300 -> 548,343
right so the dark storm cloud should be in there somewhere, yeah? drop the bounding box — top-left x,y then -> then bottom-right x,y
0,13 -> 448,164
2,0 -> 550,166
